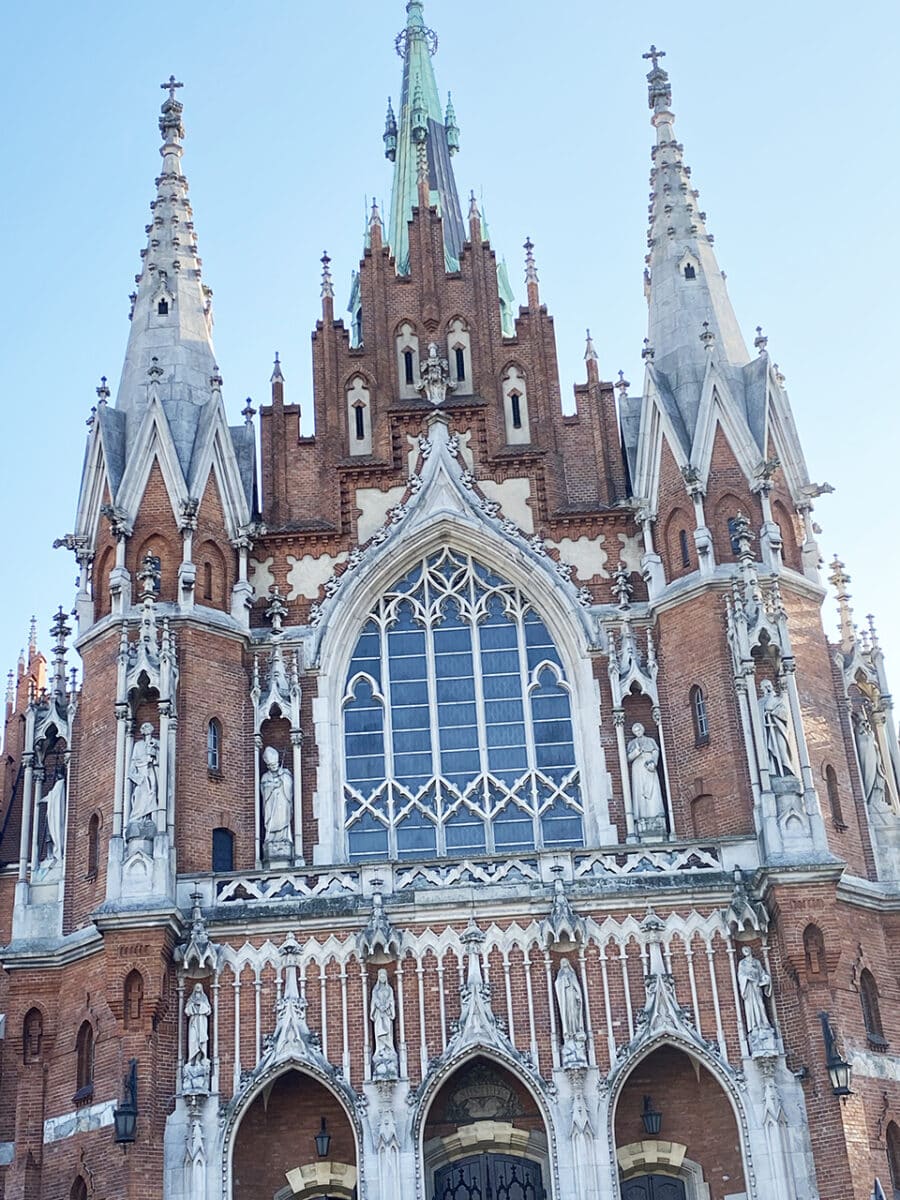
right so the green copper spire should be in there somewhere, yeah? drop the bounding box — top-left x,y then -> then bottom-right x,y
386,0 -> 465,273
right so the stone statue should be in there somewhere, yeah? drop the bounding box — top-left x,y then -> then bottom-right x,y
855,713 -> 889,809
757,680 -> 797,778
627,723 -> 666,837
183,982 -> 212,1094
738,947 -> 774,1045
416,341 -> 455,407
128,722 -> 159,825
260,746 -> 293,860
370,968 -> 398,1080
554,957 -> 587,1067
41,776 -> 66,865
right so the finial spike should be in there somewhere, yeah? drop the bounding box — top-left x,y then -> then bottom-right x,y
524,237 -> 540,307
320,251 -> 334,301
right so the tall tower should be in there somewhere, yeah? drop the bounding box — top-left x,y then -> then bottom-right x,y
1,10 -> 898,1200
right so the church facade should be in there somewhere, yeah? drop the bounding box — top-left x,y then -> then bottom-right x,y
2,5 -> 899,1199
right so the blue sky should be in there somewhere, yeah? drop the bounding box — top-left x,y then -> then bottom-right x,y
2,0 -> 898,692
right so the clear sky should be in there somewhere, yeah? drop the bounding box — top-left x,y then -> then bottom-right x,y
2,1 -> 898,695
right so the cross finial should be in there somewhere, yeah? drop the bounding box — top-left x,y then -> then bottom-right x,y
161,76 -> 184,103
642,45 -> 666,71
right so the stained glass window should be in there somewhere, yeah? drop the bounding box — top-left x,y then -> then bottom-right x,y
342,549 -> 583,861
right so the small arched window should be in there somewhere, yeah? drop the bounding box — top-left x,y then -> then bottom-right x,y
690,685 -> 709,746
502,365 -> 529,443
803,923 -> 826,978
824,764 -> 846,830
23,1008 -> 43,1064
860,968 -> 887,1050
74,1022 -> 94,1101
70,1179 -> 88,1200
86,812 -> 100,879
346,376 -> 372,456
124,970 -> 144,1029
679,528 -> 691,569
396,322 -> 420,398
207,719 -> 222,773
887,1120 -> 900,1199
157,299 -> 169,316
683,263 -> 696,280
212,827 -> 235,872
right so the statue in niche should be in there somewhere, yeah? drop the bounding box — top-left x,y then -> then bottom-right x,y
182,982 -> 212,1094
738,947 -> 775,1052
854,712 -> 890,810
757,680 -> 797,779
554,957 -> 587,1067
627,722 -> 666,837
370,967 -> 398,1080
260,745 -> 293,861
40,775 -> 66,866
416,341 -> 455,407
128,722 -> 159,824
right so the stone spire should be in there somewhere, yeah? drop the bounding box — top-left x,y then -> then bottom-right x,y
386,1 -> 466,273
113,78 -> 218,432
643,46 -> 749,432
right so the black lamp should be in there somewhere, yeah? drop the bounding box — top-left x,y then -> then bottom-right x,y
314,1117 -> 331,1158
113,1059 -> 138,1146
819,1012 -> 852,1098
641,1094 -> 662,1136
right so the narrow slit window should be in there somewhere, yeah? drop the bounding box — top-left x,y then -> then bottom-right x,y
679,528 -> 691,568
690,685 -> 709,746
354,404 -> 365,441
203,561 -> 213,601
157,299 -> 169,315
86,813 -> 99,878
207,719 -> 222,772
404,349 -> 415,386
511,393 -> 522,430
455,347 -> 466,381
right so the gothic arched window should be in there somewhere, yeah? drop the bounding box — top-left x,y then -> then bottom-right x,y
690,685 -> 709,746
74,1022 -> 94,1102
207,719 -> 222,773
86,812 -> 100,879
887,1120 -> 900,1199
342,549 -> 583,862
860,968 -> 888,1050
70,1178 -> 88,1200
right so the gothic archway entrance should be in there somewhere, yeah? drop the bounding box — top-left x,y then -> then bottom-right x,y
422,1057 -> 550,1200
231,1070 -> 358,1200
621,1177 -> 686,1200
614,1045 -> 743,1200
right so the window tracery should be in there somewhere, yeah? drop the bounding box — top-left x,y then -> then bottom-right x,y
342,549 -> 583,862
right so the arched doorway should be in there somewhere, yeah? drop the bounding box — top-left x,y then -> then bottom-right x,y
423,1057 -> 550,1200
622,1178 -> 686,1200
614,1045 -> 744,1200
231,1070 -> 358,1199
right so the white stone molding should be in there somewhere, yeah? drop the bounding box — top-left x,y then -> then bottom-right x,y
308,413 -> 614,863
